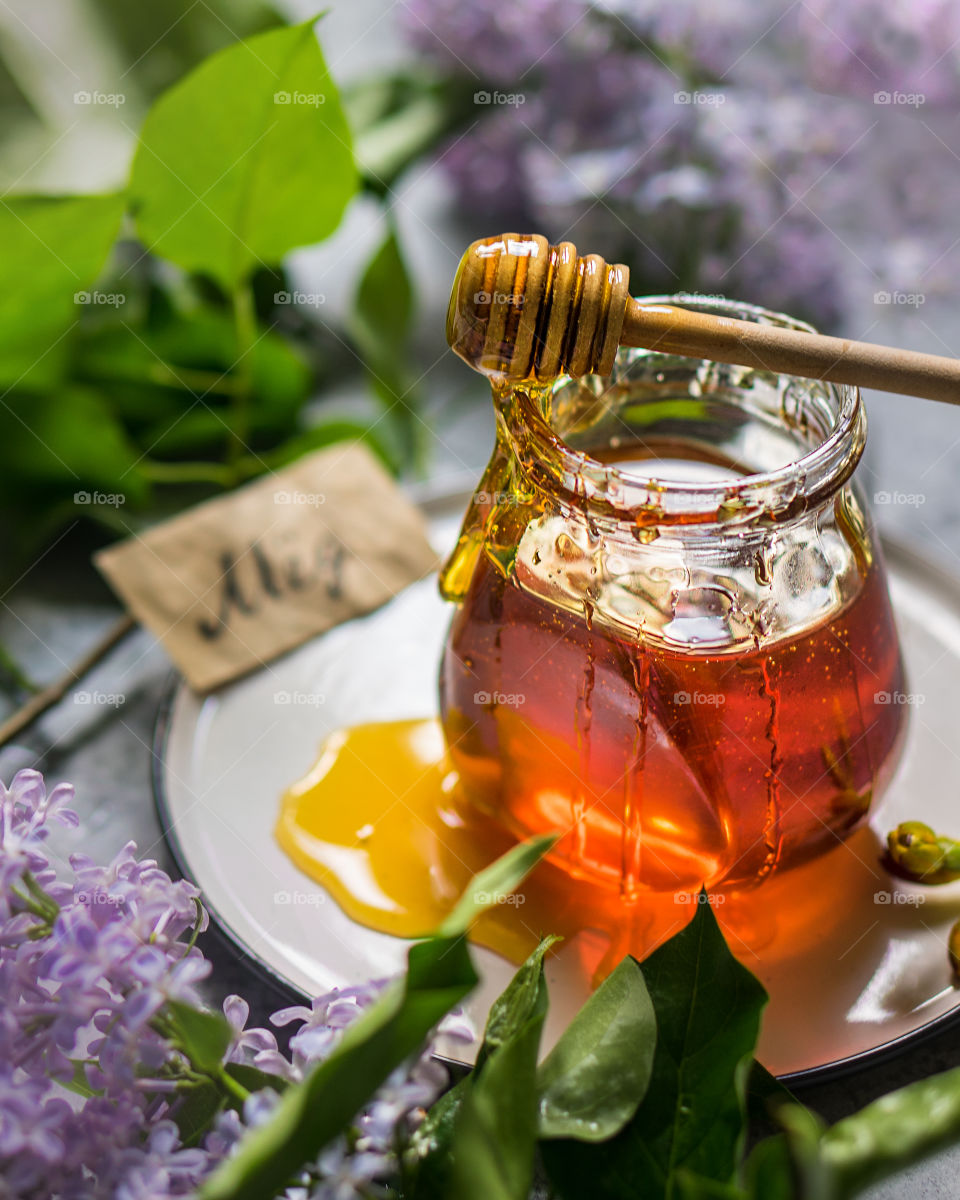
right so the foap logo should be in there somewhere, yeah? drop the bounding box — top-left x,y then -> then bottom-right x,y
273,490 -> 326,508
274,889 -> 325,907
473,489 -> 524,506
75,889 -> 124,906
74,690 -> 125,708
874,290 -> 925,308
74,490 -> 126,508
473,890 -> 526,907
874,890 -> 925,907
273,690 -> 326,708
675,891 -> 725,906
74,90 -> 125,108
674,90 -> 725,106
874,691 -> 925,706
674,691 -> 725,707
75,290 -> 126,308
274,290 -> 326,308
674,290 -> 728,304
873,90 -> 925,108
473,90 -> 526,107
474,690 -> 525,707
274,91 -> 326,106
873,490 -> 925,507
472,290 -> 524,307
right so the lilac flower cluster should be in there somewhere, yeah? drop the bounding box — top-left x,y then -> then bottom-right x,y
0,769 -> 466,1198
403,0 -> 960,327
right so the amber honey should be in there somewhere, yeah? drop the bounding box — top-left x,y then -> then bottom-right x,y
440,540 -> 905,896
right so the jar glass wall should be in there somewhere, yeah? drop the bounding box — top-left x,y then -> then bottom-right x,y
439,297 -> 907,896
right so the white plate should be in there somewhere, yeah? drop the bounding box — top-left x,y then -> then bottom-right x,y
153,492 -> 960,1082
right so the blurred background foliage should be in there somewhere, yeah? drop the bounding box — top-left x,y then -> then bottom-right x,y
0,1 -> 477,584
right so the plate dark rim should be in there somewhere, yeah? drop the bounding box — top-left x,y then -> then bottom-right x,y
150,525 -> 960,1090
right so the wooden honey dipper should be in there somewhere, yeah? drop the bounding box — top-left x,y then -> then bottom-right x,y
447,233 -> 960,403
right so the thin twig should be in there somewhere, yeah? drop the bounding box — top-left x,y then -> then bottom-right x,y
0,615 -> 137,748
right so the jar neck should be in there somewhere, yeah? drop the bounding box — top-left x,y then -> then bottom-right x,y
494,298 -> 868,535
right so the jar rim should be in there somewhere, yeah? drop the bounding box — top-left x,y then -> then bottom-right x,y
504,295 -> 866,527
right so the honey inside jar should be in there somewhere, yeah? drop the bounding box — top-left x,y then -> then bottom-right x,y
439,300 -> 907,898
441,473 -> 904,895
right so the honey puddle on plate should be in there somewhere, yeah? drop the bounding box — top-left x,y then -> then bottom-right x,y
275,717 -> 886,981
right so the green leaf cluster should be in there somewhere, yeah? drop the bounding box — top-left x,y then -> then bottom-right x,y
0,15 -> 461,576
154,862 -> 960,1200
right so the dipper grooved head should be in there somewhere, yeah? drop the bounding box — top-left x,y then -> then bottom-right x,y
446,234 -> 631,382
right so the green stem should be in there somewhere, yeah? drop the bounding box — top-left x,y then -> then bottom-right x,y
141,460 -> 236,488
228,278 -> 258,476
216,1066 -> 251,1104
84,361 -> 239,396
13,872 -> 60,932
9,885 -> 53,924
183,898 -> 205,953
22,871 -> 59,917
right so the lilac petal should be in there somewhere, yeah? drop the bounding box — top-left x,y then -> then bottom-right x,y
10,769 -> 45,807
223,994 -> 249,1031
240,1029 -> 277,1053
270,1004 -> 312,1028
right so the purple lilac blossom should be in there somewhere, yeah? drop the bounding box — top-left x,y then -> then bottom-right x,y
0,769 -> 469,1198
794,0 -> 960,106
401,0 -> 960,328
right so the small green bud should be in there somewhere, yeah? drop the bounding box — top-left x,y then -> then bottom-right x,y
886,822 -> 960,884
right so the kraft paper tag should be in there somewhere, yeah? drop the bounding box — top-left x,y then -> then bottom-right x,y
95,444 -> 440,692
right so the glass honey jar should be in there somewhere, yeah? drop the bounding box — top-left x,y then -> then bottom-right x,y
439,297 -> 907,897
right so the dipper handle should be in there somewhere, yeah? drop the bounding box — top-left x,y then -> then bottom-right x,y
447,233 -> 960,404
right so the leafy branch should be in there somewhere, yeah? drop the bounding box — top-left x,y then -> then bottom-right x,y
0,16 -> 437,582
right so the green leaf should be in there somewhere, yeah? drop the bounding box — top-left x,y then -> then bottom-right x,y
0,194 -> 124,388
740,1133 -> 796,1200
345,73 -> 476,192
76,309 -> 311,414
543,897 -> 767,1200
438,834 -> 556,937
172,1078 -> 224,1147
677,1174 -> 749,1200
173,1064 -> 290,1150
408,1077 -> 468,1200
746,1060 -> 797,1127
167,999 -> 233,1073
91,0 -> 283,105
201,838 -> 550,1200
744,1068 -> 960,1200
0,386 -> 148,503
479,936 -> 559,1070
537,956 -> 655,1142
352,225 -> 414,363
201,934 -> 476,1200
450,940 -> 553,1200
820,1063 -> 960,1198
350,224 -> 425,468
410,935 -> 560,1199
130,19 -> 357,290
